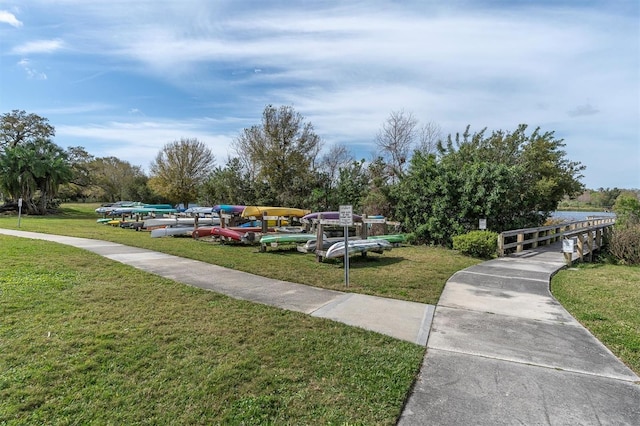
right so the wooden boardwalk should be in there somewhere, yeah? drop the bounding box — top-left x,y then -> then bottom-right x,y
498,217 -> 615,263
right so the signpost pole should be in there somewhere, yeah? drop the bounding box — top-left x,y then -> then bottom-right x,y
339,205 -> 353,288
17,198 -> 23,228
344,224 -> 349,287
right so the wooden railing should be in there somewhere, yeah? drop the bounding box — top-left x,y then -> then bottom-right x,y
498,217 -> 616,257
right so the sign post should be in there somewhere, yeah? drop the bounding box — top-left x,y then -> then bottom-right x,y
17,198 -> 23,228
562,238 -> 575,266
339,205 -> 353,287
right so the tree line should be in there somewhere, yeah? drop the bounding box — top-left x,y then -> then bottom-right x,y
1,106 -> 601,246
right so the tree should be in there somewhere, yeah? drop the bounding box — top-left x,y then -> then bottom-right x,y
87,156 -> 147,202
417,121 -> 442,156
613,192 -> 640,227
149,138 -> 215,208
0,138 -> 72,214
232,105 -> 322,206
320,144 -> 353,185
58,146 -> 95,201
360,156 -> 395,217
396,124 -> 585,246
375,110 -> 418,180
200,157 -> 256,206
1,110 -> 55,151
335,159 -> 370,212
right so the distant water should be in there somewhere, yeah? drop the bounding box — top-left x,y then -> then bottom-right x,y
551,211 -> 616,222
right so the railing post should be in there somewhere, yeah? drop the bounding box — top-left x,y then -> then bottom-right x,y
587,230 -> 594,262
517,232 -> 524,253
595,228 -> 602,251
577,234 -> 584,262
498,233 -> 505,256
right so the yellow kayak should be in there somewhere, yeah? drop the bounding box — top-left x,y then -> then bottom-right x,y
241,206 -> 311,218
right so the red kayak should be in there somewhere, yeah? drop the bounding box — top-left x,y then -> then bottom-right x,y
211,226 -> 245,241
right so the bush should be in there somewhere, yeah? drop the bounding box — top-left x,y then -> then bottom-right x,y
452,230 -> 499,258
608,224 -> 640,265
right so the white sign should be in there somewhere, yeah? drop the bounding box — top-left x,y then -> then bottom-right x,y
562,238 -> 575,253
363,217 -> 386,224
479,218 -> 487,230
319,219 -> 342,225
18,198 -> 23,207
339,205 -> 353,226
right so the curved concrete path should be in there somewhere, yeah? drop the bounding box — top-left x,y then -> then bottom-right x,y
0,229 -> 434,346
2,229 -> 638,424
399,247 -> 640,425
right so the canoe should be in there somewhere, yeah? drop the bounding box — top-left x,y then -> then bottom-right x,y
131,207 -> 178,214
301,211 -> 363,222
241,206 -> 311,219
273,226 -> 306,233
143,217 -> 220,228
367,234 -> 406,244
140,204 -> 174,210
191,226 -> 216,238
150,226 -> 194,238
95,201 -> 140,214
96,218 -> 112,223
259,233 -> 317,244
211,227 -> 246,241
238,219 -> 290,228
324,239 -> 392,259
184,206 -> 216,214
299,237 -> 352,252
213,204 -> 246,214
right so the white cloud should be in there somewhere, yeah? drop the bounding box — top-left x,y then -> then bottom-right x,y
12,38 -> 65,55
57,119 -> 235,170
4,0 -> 638,188
16,58 -> 47,80
0,10 -> 22,27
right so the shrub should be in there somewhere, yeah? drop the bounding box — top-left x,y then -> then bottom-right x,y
608,223 -> 640,265
452,230 -> 499,258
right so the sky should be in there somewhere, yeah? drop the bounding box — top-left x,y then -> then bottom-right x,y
1,0 -> 638,189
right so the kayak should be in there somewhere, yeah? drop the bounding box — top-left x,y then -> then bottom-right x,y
367,234 -> 406,244
301,211 -> 363,222
324,239 -> 392,259
259,233 -> 317,244
241,206 -> 311,219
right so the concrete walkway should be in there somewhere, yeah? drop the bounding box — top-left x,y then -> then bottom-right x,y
0,229 -> 434,345
399,247 -> 640,425
2,229 -> 639,424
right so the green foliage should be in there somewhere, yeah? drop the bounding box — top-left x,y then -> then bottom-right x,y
149,138 -> 215,208
87,156 -> 149,202
613,193 -> 640,228
396,125 -> 585,246
452,230 -> 499,258
0,109 -> 55,151
200,157 -> 257,206
233,105 -> 322,207
0,138 -> 72,214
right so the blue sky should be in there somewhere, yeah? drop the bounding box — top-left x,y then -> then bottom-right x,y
1,0 -> 638,189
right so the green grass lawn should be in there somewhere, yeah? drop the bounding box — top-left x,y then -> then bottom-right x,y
0,203 -> 476,424
0,203 -> 480,304
1,203 -> 638,424
0,236 -> 425,424
552,263 -> 640,374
